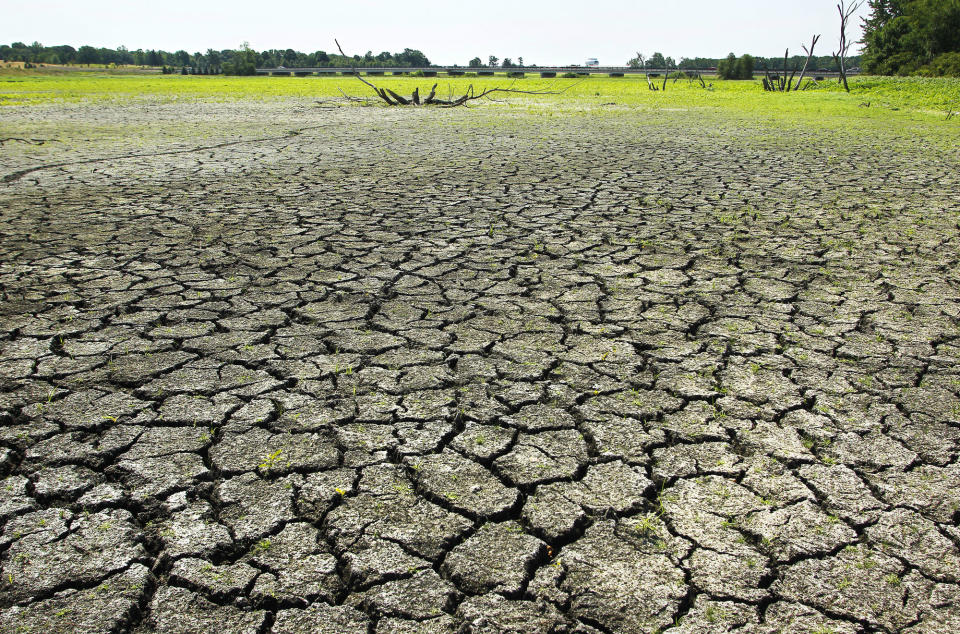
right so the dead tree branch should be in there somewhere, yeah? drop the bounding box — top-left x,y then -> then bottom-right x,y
795,34 -> 821,91
0,138 -> 52,146
334,39 -> 575,107
833,1 -> 864,92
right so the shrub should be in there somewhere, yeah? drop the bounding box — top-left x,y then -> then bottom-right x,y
917,52 -> 960,77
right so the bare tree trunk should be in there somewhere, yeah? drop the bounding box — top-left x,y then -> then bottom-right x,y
833,1 -> 864,93
781,49 -> 789,91
794,34 -> 821,91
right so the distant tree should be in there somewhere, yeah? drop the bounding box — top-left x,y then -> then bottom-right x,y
627,52 -> 645,68
222,42 -> 257,75
647,51 -> 667,68
488,55 -> 499,67
76,45 -> 100,65
174,50 -> 190,66
518,56 -> 524,67
51,45 -> 77,64
115,45 -> 133,65
396,48 -> 430,66
735,54 -> 755,79
717,52 -> 737,79
469,56 -> 483,67
315,50 -> 330,65
501,57 -> 514,68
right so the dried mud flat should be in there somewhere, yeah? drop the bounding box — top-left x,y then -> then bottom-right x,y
1,100 -> 959,633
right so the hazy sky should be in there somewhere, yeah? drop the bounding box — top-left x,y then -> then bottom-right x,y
2,0 -> 867,65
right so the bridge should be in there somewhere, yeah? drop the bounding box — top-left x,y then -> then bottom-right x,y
255,66 -> 852,78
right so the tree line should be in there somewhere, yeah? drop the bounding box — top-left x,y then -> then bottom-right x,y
629,52 -> 860,72
861,0 -> 960,76
0,41 -> 431,75
2,40 -> 871,77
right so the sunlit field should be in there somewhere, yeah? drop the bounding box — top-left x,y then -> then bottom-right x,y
3,71 -> 959,122
2,63 -> 960,633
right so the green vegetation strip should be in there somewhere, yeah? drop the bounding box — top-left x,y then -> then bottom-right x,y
2,73 -> 959,130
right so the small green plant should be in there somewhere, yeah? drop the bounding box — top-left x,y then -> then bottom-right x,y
259,449 -> 283,471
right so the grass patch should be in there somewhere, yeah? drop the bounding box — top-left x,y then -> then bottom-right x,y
1,72 -> 958,139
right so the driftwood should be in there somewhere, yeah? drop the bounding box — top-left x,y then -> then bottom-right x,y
335,40 -> 573,107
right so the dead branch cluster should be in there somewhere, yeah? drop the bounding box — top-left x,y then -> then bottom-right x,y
645,70 -> 711,92
763,1 -> 862,94
762,39 -> 820,93
335,39 -> 571,107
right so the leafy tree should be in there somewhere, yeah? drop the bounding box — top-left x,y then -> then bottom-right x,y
627,52 -> 645,68
518,56 -> 523,67
501,57 -> 514,68
395,48 -> 430,66
468,57 -> 483,67
735,54 -> 755,79
862,0 -> 960,75
488,55 -> 499,67
647,52 -> 666,68
76,45 -> 100,65
222,42 -> 257,75
917,50 -> 960,75
717,52 -> 737,79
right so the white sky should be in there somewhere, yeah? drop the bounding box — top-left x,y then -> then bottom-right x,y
1,0 -> 867,65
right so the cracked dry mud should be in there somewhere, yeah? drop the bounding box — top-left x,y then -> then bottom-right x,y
1,99 -> 959,633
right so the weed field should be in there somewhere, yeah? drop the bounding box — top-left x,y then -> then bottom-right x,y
1,72 -> 959,632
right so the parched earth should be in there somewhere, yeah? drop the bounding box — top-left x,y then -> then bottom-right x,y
1,100 -> 959,633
